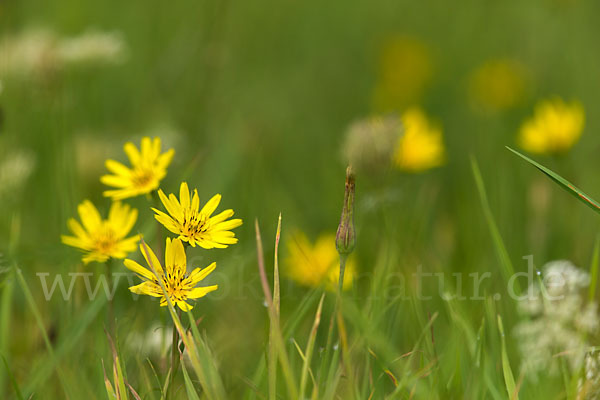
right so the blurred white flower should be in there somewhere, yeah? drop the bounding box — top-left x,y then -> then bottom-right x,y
0,28 -> 126,79
0,150 -> 36,197
126,323 -> 171,358
342,115 -> 402,173
515,260 -> 599,378
0,29 -> 58,78
57,31 -> 126,65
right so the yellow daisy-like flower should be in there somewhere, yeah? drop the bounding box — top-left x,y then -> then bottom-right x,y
125,238 -> 218,312
101,136 -> 175,200
153,182 -> 243,249
285,231 -> 355,291
518,98 -> 585,155
61,200 -> 140,264
394,107 -> 445,172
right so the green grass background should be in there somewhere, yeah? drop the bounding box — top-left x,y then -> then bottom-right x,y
2,0 -> 600,398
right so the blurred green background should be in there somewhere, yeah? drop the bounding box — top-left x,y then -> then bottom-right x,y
2,0 -> 600,398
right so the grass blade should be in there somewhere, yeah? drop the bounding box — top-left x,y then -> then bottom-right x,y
471,156 -> 519,294
497,315 -> 518,400
0,269 -> 14,395
181,361 -> 202,400
299,294 -> 325,399
2,355 -> 24,400
507,146 -> 600,213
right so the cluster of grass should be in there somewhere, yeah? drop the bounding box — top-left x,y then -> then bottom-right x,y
3,0 -> 600,399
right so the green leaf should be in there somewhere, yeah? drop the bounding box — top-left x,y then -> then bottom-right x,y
507,147 -> 600,213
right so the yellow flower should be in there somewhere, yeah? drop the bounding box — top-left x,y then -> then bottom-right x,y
372,35 -> 433,112
61,200 -> 140,264
285,231 -> 355,291
469,59 -> 526,112
518,98 -> 585,155
125,238 -> 217,312
101,137 -> 174,200
394,108 -> 445,172
153,182 -> 242,249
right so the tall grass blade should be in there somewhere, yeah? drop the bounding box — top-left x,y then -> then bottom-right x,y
507,147 -> 600,213
181,361 -> 202,400
497,315 -> 518,400
471,157 -> 519,294
299,294 -> 325,399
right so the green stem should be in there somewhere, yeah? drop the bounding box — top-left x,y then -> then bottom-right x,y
318,255 -> 347,392
168,309 -> 181,399
106,259 -> 115,334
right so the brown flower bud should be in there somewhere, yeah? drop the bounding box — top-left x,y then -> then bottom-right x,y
336,166 -> 356,256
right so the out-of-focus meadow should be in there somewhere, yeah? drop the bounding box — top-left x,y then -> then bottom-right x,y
2,0 -> 600,399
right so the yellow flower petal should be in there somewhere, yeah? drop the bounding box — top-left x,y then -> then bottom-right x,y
177,301 -> 193,312
186,262 -> 216,286
123,142 -> 141,165
179,182 -> 190,209
124,259 -> 155,281
129,281 -> 163,297
187,285 -> 218,299
139,243 -> 163,274
77,200 -> 102,232
200,194 -> 221,216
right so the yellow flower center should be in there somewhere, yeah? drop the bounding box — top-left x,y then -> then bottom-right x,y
132,168 -> 155,188
181,211 -> 210,239
158,266 -> 188,302
93,226 -> 117,254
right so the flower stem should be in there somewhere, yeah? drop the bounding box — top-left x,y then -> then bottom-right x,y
105,259 -> 115,334
168,309 -> 181,399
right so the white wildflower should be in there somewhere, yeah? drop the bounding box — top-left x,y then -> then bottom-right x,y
0,28 -> 126,80
57,31 -> 126,65
514,260 -> 599,378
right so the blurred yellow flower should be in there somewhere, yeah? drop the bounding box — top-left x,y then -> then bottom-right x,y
469,59 -> 526,112
394,108 -> 445,172
285,231 -> 355,291
101,137 -> 174,200
518,98 -> 584,155
153,182 -> 243,249
61,200 -> 140,264
125,238 -> 217,312
372,35 -> 433,112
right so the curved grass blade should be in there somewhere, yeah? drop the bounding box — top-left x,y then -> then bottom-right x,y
507,147 -> 600,213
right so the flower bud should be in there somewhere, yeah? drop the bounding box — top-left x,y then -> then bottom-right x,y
336,166 -> 356,256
